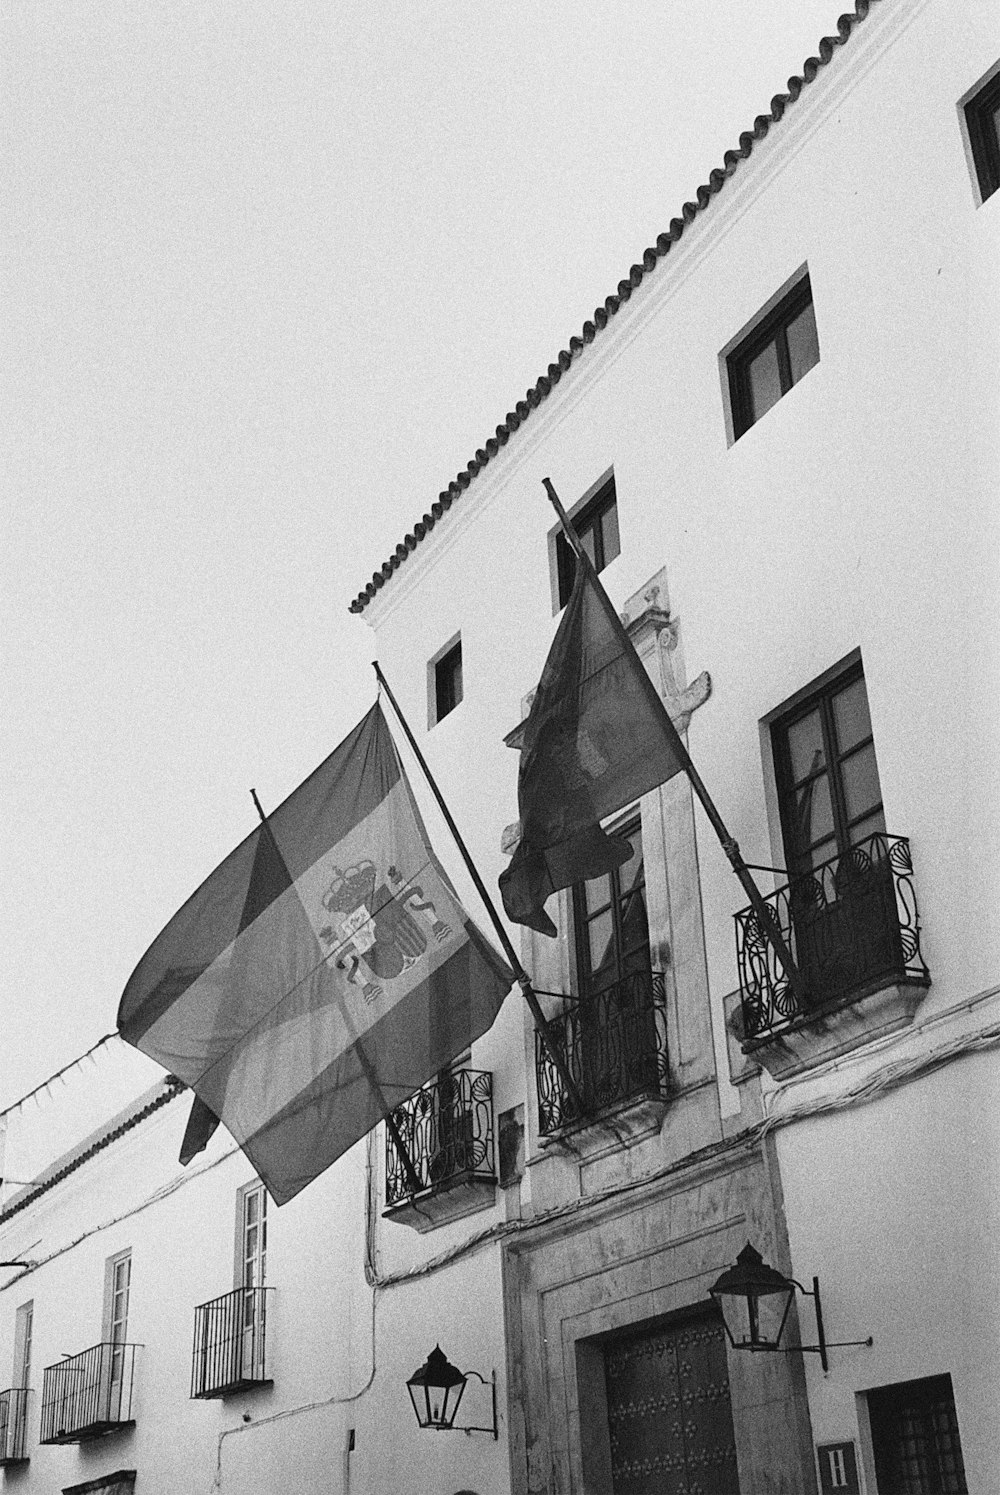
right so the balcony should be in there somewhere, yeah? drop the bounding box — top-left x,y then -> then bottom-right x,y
39,1343 -> 138,1444
734,832 -> 930,1077
0,1387 -> 29,1464
383,1068 -> 496,1232
535,969 -> 669,1138
191,1287 -> 273,1399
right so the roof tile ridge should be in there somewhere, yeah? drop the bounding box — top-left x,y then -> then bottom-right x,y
349,0 -> 876,616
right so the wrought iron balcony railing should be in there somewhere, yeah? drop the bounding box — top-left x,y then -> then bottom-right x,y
191,1286 -> 273,1399
735,832 -> 929,1041
535,969 -> 669,1135
0,1387 -> 29,1464
385,1068 -> 495,1208
39,1342 -> 138,1444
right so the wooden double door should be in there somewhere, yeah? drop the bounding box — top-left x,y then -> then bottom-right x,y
604,1312 -> 740,1495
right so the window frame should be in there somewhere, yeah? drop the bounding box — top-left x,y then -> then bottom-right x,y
549,470 -> 619,613
770,660 -> 884,882
428,634 -> 463,727
961,63 -> 1000,205
722,268 -> 819,443
102,1249 -> 132,1385
571,816 -> 651,998
234,1180 -> 268,1294
13,1300 -> 33,1390
866,1373 -> 968,1494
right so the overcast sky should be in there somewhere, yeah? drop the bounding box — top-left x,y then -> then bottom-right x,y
2,0 -> 844,1110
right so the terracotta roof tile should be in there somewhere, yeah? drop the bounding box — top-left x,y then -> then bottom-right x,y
349,1 -> 876,615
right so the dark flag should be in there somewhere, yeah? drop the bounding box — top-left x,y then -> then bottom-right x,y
499,550 -> 687,935
118,703 -> 512,1205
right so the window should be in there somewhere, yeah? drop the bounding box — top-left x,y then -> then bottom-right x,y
573,821 -> 650,996
239,1181 -> 267,1295
102,1251 -> 131,1385
963,67 -> 1000,204
13,1301 -> 32,1389
770,661 -> 907,1009
867,1375 -> 968,1494
554,475 -> 619,609
569,822 -> 661,1113
772,662 -> 884,881
429,637 -> 463,726
236,1180 -> 267,1376
727,274 -> 820,440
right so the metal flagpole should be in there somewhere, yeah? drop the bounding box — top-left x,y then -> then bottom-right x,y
248,790 -> 424,1197
542,476 -> 807,1008
372,661 -> 591,1122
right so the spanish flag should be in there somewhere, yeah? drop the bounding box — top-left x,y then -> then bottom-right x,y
118,704 -> 511,1204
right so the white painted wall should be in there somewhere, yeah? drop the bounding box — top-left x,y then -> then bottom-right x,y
0,1075 -> 511,1495
359,0 -> 1000,1487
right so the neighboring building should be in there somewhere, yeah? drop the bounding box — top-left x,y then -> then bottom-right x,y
3,2 -> 998,1493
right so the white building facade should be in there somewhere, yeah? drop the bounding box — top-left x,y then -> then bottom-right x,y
2,1 -> 998,1493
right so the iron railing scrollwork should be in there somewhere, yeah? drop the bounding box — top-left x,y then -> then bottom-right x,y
39,1342 -> 138,1443
191,1286 -> 273,1399
385,1068 -> 495,1207
535,969 -> 669,1135
735,832 -> 928,1040
0,1387 -> 29,1463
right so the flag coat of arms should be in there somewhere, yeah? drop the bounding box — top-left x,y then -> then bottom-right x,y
500,549 -> 687,935
118,703 -> 512,1205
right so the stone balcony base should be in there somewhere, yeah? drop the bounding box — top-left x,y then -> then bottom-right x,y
537,1091 -> 670,1158
382,1172 -> 496,1233
740,976 -> 929,1080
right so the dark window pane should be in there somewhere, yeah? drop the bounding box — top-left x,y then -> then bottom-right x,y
618,834 -> 644,896
796,773 -> 833,849
850,809 -> 887,849
601,502 -> 621,567
868,1375 -> 968,1495
841,743 -> 883,823
586,909 -> 615,974
786,299 -> 820,385
748,338 -> 782,422
832,676 -> 873,754
556,533 -> 576,607
555,481 -> 618,608
584,872 -> 612,915
620,892 -> 649,957
966,75 -> 1000,203
787,708 -> 825,782
434,642 -> 463,722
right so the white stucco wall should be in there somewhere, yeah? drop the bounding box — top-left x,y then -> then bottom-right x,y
357,0 -> 1000,1487
0,1076 -> 510,1495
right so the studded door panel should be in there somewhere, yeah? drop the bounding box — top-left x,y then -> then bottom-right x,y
604,1314 -> 739,1495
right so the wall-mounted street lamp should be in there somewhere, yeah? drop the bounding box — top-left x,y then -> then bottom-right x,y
406,1345 -> 498,1439
709,1242 -> 872,1374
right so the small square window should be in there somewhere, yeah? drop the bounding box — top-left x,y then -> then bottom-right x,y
727,275 -> 820,441
867,1374 -> 968,1494
554,476 -> 620,609
430,638 -> 463,726
963,67 -> 1000,203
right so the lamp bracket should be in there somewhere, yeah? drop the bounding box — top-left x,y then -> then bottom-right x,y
455,1370 -> 498,1440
